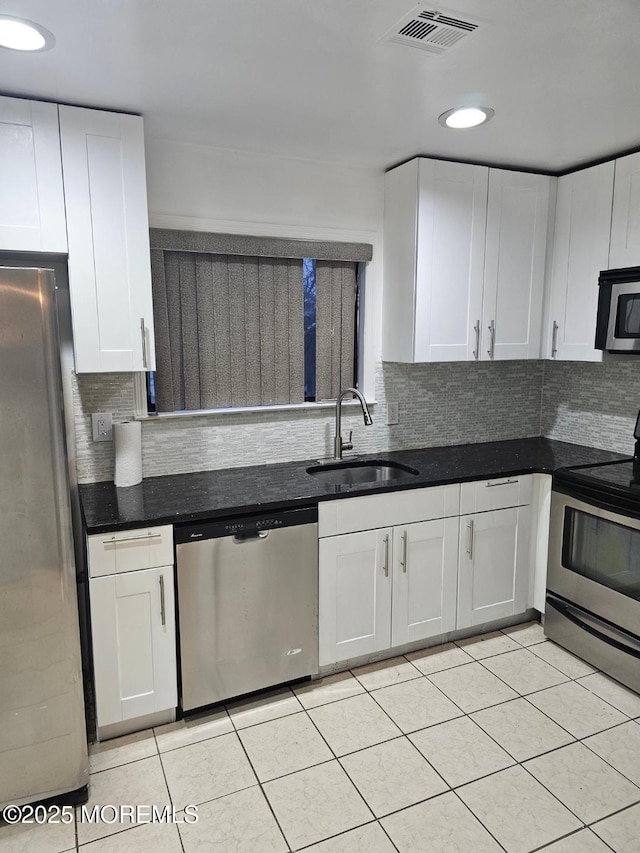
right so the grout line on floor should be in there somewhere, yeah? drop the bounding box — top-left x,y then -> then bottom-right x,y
69,635 -> 640,852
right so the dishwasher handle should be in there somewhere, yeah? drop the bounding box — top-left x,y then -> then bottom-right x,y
233,531 -> 270,544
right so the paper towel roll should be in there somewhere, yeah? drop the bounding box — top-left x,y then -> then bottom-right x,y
114,420 -> 142,487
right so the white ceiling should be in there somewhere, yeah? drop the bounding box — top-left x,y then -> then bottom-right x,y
1,0 -> 639,173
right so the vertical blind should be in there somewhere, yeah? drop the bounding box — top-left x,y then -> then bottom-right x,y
148,230 -> 372,413
315,261 -> 357,402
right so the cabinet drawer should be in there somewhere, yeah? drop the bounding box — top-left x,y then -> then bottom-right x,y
318,484 -> 460,537
460,475 -> 533,515
88,525 -> 173,577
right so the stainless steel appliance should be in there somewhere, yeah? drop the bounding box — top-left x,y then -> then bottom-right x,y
547,458 -> 640,694
595,266 -> 640,353
176,506 -> 318,712
0,267 -> 88,807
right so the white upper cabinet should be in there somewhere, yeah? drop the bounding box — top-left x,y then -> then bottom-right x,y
610,152 -> 640,268
383,158 -> 550,363
59,106 -> 156,373
383,157 -> 488,362
545,162 -> 614,361
482,170 -> 551,360
0,96 -> 67,252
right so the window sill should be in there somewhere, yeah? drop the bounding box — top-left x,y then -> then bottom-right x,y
135,399 -> 377,421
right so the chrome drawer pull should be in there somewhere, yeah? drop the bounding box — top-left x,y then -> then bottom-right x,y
102,532 -> 162,544
472,321 -> 480,360
401,530 -> 408,573
551,320 -> 559,358
485,479 -> 518,488
141,318 -> 148,369
487,320 -> 495,359
382,534 -> 389,578
466,520 -> 474,560
159,574 -> 166,626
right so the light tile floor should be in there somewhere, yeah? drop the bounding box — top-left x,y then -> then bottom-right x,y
3,621 -> 640,852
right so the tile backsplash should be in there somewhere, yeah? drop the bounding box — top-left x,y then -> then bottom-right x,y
73,361 -> 543,483
73,357 -> 640,484
542,358 -> 640,454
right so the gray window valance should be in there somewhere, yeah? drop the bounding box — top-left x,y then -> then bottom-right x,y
149,228 -> 372,262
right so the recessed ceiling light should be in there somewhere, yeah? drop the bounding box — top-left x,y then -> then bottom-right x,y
0,15 -> 55,51
438,106 -> 494,129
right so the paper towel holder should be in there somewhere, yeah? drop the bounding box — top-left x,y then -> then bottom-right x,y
114,419 -> 143,488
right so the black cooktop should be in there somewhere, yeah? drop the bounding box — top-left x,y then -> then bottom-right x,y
554,458 -> 640,518
556,458 -> 637,491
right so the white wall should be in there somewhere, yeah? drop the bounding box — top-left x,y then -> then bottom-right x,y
144,137 -> 384,397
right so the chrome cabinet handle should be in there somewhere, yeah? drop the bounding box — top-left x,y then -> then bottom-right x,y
382,533 -> 389,577
487,320 -> 495,359
472,321 -> 480,360
486,479 -> 518,488
466,520 -> 474,560
102,532 -> 161,544
159,573 -> 166,626
551,320 -> 559,358
140,318 -> 148,369
400,530 -> 408,573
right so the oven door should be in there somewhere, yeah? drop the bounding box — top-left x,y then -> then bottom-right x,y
548,490 -> 640,638
606,281 -> 640,352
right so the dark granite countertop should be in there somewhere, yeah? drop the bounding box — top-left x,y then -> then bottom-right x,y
79,437 -> 627,533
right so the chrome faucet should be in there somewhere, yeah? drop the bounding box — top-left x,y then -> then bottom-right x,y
334,388 -> 373,460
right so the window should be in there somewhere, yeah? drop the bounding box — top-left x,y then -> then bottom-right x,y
147,230 -> 372,414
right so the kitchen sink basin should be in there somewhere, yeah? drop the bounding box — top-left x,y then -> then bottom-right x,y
306,459 -> 419,485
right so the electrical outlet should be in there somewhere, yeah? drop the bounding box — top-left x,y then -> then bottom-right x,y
92,412 -> 113,442
386,402 -> 399,425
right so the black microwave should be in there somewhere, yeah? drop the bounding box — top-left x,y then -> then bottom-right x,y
595,266 -> 640,353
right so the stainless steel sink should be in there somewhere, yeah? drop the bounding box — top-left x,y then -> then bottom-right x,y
306,459 -> 419,485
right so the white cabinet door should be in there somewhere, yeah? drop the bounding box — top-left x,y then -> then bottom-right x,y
610,152 -> 640,268
391,517 -> 459,647
383,157 -> 488,363
545,162 -> 614,361
59,106 -> 155,373
319,529 -> 392,665
482,171 -> 550,360
415,159 -> 488,362
458,506 -> 531,629
90,567 -> 176,728
0,96 -> 67,252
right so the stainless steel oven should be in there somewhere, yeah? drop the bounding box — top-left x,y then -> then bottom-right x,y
547,463 -> 640,694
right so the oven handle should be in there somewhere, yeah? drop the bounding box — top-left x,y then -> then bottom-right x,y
552,479 -> 640,524
546,596 -> 640,660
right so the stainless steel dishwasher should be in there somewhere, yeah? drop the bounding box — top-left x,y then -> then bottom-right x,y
176,505 -> 318,712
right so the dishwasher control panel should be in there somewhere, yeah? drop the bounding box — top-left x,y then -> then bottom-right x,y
175,504 -> 318,543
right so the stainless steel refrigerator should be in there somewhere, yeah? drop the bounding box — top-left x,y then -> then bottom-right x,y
0,266 -> 88,807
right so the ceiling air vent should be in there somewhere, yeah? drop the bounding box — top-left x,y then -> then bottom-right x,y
380,7 -> 487,56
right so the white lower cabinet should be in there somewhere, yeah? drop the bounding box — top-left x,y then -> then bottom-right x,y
390,518 -> 459,647
90,567 -> 176,733
318,477 -> 534,667
318,486 -> 460,666
87,525 -> 177,739
457,506 -> 531,629
319,528 -> 392,665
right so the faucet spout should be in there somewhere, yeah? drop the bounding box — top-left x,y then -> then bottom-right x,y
334,388 -> 373,460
